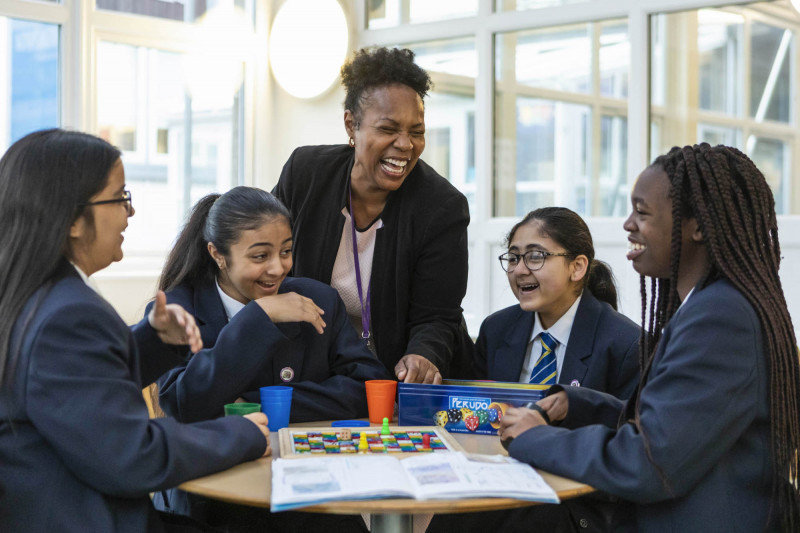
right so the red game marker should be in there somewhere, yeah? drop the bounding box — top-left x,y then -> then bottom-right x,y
423,434 -> 431,449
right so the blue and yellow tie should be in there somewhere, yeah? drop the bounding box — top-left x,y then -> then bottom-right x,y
529,332 -> 557,385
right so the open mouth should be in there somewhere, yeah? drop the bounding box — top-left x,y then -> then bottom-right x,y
380,157 -> 408,176
256,280 -> 278,290
626,241 -> 645,260
518,283 -> 539,294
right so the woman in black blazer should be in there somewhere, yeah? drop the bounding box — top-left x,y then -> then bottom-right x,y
0,129 -> 269,533
273,47 -> 472,384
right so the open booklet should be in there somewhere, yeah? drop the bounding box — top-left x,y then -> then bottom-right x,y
270,452 -> 560,512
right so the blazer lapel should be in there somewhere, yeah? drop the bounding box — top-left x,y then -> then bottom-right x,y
272,322 -> 305,383
492,310 -> 534,382
559,292 -> 601,387
194,280 -> 228,347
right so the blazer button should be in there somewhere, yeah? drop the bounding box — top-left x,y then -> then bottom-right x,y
579,518 -> 589,528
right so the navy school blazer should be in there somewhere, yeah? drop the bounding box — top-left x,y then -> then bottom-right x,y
473,289 -> 640,410
509,279 -> 776,532
136,276 -> 392,423
0,262 -> 265,533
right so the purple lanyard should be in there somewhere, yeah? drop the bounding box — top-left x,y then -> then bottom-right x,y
348,182 -> 372,346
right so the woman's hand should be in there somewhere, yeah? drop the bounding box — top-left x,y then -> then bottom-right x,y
498,405 -> 548,442
147,291 -> 203,352
395,354 -> 442,384
255,292 -> 326,334
537,390 -> 568,423
243,412 -> 272,457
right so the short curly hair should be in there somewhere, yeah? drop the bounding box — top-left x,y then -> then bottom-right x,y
341,47 -> 432,123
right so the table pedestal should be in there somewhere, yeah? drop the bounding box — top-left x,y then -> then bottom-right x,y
370,513 -> 413,533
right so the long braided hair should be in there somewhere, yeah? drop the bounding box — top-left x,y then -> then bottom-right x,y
637,143 -> 799,530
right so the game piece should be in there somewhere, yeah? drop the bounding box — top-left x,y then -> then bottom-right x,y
358,431 -> 368,452
447,408 -> 462,424
339,429 -> 351,441
433,410 -> 448,427
422,434 -> 431,449
381,417 -> 391,435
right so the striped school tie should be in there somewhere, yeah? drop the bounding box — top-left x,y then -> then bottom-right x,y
529,332 -> 558,385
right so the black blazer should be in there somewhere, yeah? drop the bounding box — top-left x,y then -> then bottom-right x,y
509,280 -> 775,532
139,276 -> 392,422
0,263 -> 265,533
474,289 -> 640,415
273,144 -> 472,376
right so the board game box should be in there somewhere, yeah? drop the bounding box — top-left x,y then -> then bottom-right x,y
278,425 -> 465,458
398,380 -> 548,436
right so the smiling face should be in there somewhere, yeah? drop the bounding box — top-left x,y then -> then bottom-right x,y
210,218 -> 293,304
345,84 -> 425,196
506,221 -> 586,329
69,159 -> 134,276
623,166 -> 675,279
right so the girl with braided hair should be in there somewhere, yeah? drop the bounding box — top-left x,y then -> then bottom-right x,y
498,143 -> 800,532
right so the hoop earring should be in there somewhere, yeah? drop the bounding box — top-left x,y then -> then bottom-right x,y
349,137 -> 355,147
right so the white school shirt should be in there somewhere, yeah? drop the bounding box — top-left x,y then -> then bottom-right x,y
215,279 -> 245,322
518,293 -> 583,384
330,207 -> 383,341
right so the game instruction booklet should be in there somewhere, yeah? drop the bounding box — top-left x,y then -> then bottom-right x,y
270,452 -> 560,511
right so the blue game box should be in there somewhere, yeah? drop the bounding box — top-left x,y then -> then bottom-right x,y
397,380 -> 548,436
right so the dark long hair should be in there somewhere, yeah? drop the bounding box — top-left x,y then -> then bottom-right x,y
506,207 -> 619,309
0,129 -> 120,386
340,47 -> 432,123
638,143 -> 799,530
159,186 -> 291,292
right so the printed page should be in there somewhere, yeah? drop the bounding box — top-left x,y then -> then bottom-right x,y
270,455 -> 414,511
401,452 -> 560,503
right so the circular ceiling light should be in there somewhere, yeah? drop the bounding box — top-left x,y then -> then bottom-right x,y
269,0 -> 349,99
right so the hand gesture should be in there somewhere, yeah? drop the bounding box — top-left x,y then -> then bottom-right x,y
243,412 -> 272,457
255,292 -> 326,334
147,291 -> 203,352
394,354 -> 442,384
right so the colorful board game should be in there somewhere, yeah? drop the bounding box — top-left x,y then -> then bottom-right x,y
278,425 -> 464,458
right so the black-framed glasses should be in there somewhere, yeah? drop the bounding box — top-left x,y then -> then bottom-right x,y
498,250 -> 573,272
80,190 -> 133,215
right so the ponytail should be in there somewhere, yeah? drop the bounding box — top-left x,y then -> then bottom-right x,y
158,194 -> 219,292
585,259 -> 618,310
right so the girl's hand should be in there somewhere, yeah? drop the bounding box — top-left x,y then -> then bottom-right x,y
243,412 -> 272,457
148,291 -> 203,352
537,391 -> 568,423
498,405 -> 548,442
255,292 -> 326,334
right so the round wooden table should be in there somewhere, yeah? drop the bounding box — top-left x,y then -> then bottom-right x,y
180,423 -> 594,533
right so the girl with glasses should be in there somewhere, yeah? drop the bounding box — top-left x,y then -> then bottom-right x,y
431,207 -> 640,533
0,129 -> 270,533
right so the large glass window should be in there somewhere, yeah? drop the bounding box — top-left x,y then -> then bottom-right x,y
406,38 -> 477,214
96,41 -> 242,254
495,0 -> 591,12
494,19 -> 629,217
368,0 -> 477,28
95,0 -> 208,21
0,17 -> 59,153
650,1 -> 797,214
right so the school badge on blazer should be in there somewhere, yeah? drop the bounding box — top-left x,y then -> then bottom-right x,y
280,367 -> 295,382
